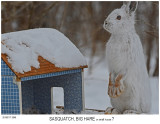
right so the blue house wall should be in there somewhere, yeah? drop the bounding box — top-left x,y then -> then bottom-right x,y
1,59 -> 20,114
1,59 -> 84,114
22,71 -> 82,114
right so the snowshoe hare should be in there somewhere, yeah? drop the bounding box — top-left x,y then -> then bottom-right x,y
103,1 -> 151,114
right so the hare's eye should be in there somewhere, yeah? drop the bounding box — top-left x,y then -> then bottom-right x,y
116,15 -> 121,20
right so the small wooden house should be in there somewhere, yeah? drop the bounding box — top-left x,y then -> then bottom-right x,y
1,28 -> 87,114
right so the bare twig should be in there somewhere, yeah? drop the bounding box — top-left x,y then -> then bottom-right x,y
136,20 -> 156,29
144,31 -> 159,39
28,2 -> 34,28
31,2 -> 58,25
59,2 -> 68,31
2,2 -> 31,23
56,106 -> 105,113
56,106 -> 64,109
85,108 -> 105,112
153,1 -> 159,6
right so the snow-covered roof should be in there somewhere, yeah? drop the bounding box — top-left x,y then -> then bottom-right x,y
1,28 -> 87,77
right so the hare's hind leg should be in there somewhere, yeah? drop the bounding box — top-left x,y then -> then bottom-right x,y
104,107 -> 121,114
123,110 -> 141,114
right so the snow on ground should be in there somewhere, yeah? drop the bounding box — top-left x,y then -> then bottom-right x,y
84,56 -> 159,114
150,77 -> 159,114
84,56 -> 110,111
1,28 -> 87,73
53,56 -> 159,114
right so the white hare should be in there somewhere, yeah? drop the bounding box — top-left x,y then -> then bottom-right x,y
103,2 -> 151,114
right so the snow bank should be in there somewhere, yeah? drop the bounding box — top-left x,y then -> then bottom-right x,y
1,28 -> 87,73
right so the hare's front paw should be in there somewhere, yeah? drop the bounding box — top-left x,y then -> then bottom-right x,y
108,73 -> 125,98
104,107 -> 120,114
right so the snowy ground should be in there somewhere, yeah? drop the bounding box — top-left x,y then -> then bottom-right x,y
53,56 -> 159,114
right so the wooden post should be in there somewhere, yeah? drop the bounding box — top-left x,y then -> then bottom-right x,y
13,76 -> 22,114
82,69 -> 85,111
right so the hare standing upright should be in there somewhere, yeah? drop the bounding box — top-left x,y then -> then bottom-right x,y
103,2 -> 151,114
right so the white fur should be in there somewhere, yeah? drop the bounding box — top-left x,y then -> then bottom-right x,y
104,2 -> 151,113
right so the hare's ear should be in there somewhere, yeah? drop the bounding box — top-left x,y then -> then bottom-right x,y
121,1 -> 130,12
123,1 -> 130,6
129,1 -> 138,14
124,1 -> 138,15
